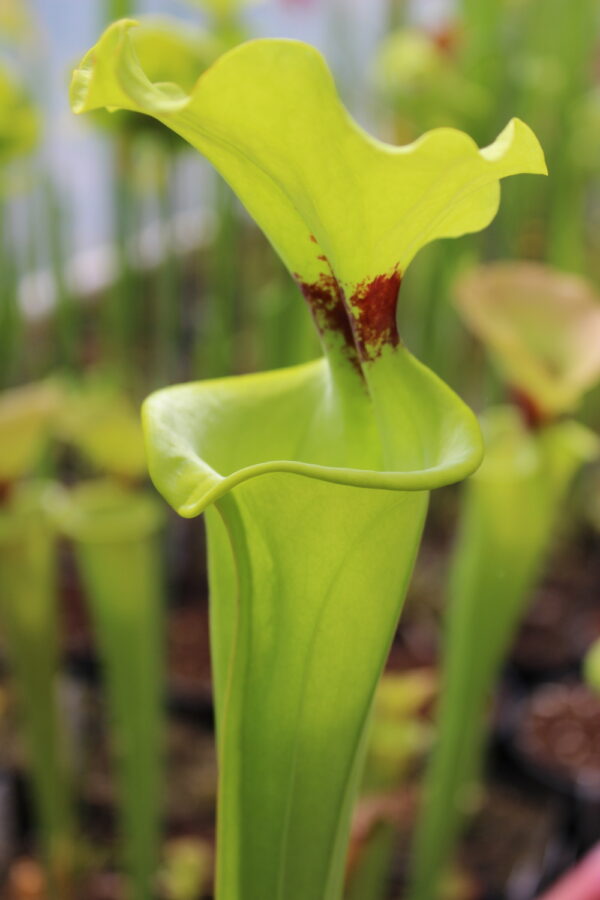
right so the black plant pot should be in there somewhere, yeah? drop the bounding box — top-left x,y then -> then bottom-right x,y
501,681 -> 600,860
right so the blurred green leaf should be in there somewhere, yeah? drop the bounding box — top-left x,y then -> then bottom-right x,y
584,637 -> 600,696
0,482 -> 76,898
53,480 -> 165,900
0,63 -> 39,167
375,29 -> 489,137
162,839 -> 213,900
58,381 -> 147,481
0,380 -> 62,484
410,406 -> 598,900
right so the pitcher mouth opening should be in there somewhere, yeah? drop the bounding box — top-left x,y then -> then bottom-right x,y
142,356 -> 483,519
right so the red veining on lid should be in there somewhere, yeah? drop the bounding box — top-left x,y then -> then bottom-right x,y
296,247 -> 403,371
350,271 -> 402,361
296,273 -> 362,375
510,387 -> 552,430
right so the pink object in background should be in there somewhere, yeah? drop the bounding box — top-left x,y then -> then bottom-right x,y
537,844 -> 600,900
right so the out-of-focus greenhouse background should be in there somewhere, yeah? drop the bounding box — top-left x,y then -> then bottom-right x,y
1,0 -> 600,898
15,0 -> 383,264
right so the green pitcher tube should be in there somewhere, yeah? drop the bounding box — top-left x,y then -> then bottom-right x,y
54,480 -> 166,900
0,483 -> 76,899
409,408 -> 598,900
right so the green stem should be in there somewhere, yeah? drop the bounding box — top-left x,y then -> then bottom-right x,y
55,482 -> 165,900
414,241 -> 471,389
107,0 -> 132,21
501,0 -> 597,265
0,484 -> 76,899
253,266 -> 319,372
108,134 -> 138,380
459,0 -> 506,142
545,160 -> 587,273
345,825 -> 396,900
44,175 -> 79,370
154,145 -> 179,386
194,176 -> 239,379
210,482 -> 428,900
409,412 -> 597,900
386,0 -> 406,32
0,198 -> 20,387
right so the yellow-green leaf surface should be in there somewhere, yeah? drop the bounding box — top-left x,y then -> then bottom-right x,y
86,17 -> 223,143
71,25 -> 545,900
71,21 -> 545,377
456,262 -> 600,419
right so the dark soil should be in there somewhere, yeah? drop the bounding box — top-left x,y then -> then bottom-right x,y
511,577 -> 600,680
516,683 -> 600,790
461,781 -> 562,899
